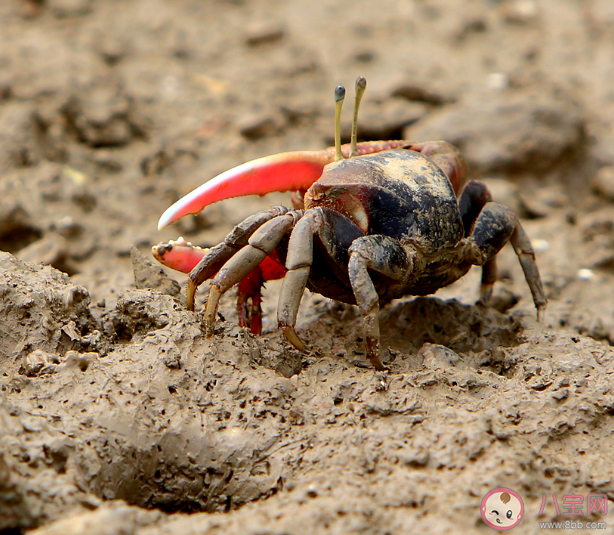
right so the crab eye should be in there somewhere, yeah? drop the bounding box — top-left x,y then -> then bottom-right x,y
506,510 -> 513,519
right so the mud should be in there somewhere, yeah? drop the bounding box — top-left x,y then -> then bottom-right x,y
2,0 -> 614,534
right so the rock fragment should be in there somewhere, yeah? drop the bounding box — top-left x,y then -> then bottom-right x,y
592,166 -> 614,202
341,97 -> 427,140
245,25 -> 285,47
405,91 -> 585,174
131,246 -> 181,298
0,252 -> 97,361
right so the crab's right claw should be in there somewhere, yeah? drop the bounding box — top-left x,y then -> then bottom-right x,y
158,151 -> 333,230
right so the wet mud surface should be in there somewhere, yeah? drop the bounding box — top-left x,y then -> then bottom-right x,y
2,1 -> 614,533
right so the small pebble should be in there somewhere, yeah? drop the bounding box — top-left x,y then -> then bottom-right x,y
592,166 -> 614,202
532,239 -> 550,253
245,25 -> 285,47
487,72 -> 509,90
503,0 -> 538,23
238,112 -> 284,140
577,268 -> 596,281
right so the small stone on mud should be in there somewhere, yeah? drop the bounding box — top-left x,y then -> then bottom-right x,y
245,25 -> 285,47
20,349 -> 59,377
419,343 -> 462,370
592,166 -> 614,202
577,268 -> 596,281
340,97 -> 426,141
238,111 -> 284,140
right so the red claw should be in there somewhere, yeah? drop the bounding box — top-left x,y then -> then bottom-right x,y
158,151 -> 333,230
152,238 -> 207,273
157,141 -> 418,230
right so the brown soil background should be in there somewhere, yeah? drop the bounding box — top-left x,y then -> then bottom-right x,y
2,1 -> 614,533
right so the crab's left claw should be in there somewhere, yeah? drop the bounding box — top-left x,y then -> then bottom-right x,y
158,150 -> 333,230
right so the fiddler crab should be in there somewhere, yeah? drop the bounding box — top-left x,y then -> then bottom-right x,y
153,77 -> 546,371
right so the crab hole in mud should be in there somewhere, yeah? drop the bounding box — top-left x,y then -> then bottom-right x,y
0,224 -> 42,253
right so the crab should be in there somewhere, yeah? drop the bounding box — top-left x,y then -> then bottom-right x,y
154,77 -> 547,370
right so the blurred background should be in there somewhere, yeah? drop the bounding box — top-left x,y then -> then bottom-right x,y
2,1 -> 614,532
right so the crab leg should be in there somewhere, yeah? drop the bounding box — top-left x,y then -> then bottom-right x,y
277,212 -> 315,352
152,235 -> 286,335
348,235 -> 413,371
277,207 -> 365,355
185,206 -> 290,309
204,212 -> 301,336
157,141 -> 413,230
458,180 -> 497,302
468,202 -> 547,320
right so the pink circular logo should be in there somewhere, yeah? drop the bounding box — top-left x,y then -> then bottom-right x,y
481,488 -> 524,530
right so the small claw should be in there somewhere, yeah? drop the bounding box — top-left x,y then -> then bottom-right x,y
204,285 -> 223,336
152,238 -> 207,273
281,326 -> 307,353
158,151 -> 332,229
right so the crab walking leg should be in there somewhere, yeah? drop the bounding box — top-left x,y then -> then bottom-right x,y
348,235 -> 413,371
236,265 -> 264,334
458,180 -> 497,303
204,212 -> 300,336
278,207 -> 366,353
468,202 -> 547,320
186,206 -> 290,310
509,222 -> 548,321
277,212 -> 315,352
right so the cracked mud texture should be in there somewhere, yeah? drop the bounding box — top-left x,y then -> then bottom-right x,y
2,0 -> 614,534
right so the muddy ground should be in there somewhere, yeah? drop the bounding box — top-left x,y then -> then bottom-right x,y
2,0 -> 614,533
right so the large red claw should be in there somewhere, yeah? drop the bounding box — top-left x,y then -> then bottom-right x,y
158,150 -> 332,230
